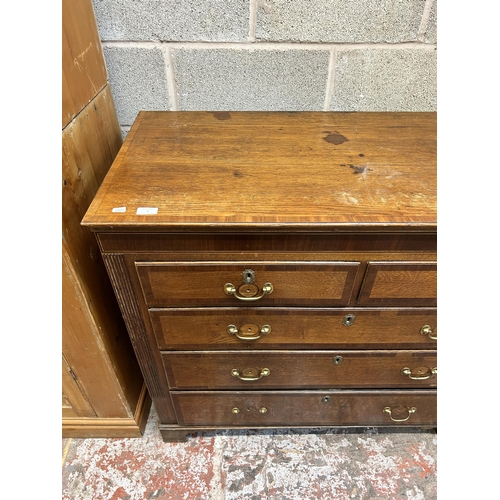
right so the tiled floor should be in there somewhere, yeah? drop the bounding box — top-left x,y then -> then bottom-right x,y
62,407 -> 437,500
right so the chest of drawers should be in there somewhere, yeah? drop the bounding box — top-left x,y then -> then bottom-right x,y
82,111 -> 437,441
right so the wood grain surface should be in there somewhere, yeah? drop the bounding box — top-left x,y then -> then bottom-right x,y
358,261 -> 437,306
149,307 -> 437,350
62,0 -> 107,127
62,87 -> 145,420
162,350 -> 437,390
62,0 -> 150,437
136,261 -> 360,307
97,232 -> 437,253
171,390 -> 437,427
82,112 -> 436,232
62,356 -> 95,418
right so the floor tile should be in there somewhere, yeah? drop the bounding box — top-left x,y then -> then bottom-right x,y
62,407 -> 436,500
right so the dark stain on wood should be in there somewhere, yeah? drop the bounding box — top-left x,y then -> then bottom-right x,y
323,132 -> 348,145
349,164 -> 373,175
233,171 -> 243,178
212,112 -> 231,121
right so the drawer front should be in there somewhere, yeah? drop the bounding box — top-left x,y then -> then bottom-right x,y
358,261 -> 437,306
150,307 -> 437,350
136,262 -> 360,307
162,350 -> 437,390
172,390 -> 437,426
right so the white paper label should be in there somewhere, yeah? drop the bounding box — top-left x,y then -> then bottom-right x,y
136,207 -> 158,215
112,207 -> 127,213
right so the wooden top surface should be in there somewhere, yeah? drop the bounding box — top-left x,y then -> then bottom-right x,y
82,111 -> 436,232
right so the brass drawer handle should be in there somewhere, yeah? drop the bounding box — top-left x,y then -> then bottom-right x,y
231,406 -> 268,414
420,324 -> 437,340
224,282 -> 273,301
401,366 -> 437,380
231,367 -> 270,381
383,406 -> 417,422
227,323 -> 271,340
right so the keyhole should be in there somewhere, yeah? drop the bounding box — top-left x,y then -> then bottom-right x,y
333,356 -> 343,366
242,269 -> 255,284
343,314 -> 355,327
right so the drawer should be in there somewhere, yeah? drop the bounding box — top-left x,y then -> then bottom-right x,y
171,390 -> 437,426
162,350 -> 437,390
136,261 -> 360,307
150,307 -> 437,350
358,261 -> 437,306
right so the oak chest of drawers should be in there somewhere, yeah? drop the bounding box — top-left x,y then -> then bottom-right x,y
82,111 -> 437,441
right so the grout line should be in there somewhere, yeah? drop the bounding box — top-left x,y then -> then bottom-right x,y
162,45 -> 178,110
102,40 -> 160,48
62,438 -> 73,467
249,0 -> 257,42
323,48 -> 337,111
101,40 -> 437,51
417,0 -> 435,42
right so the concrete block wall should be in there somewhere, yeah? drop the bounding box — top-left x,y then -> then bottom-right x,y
91,0 -> 437,136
